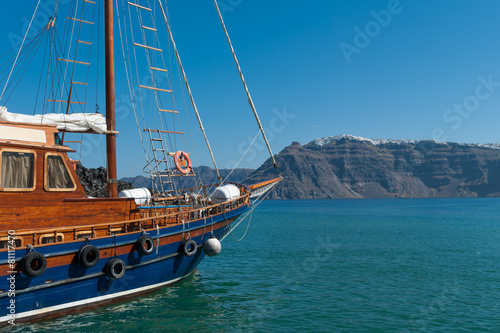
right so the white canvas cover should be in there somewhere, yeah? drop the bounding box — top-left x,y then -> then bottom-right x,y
212,184 -> 240,204
0,106 -> 107,134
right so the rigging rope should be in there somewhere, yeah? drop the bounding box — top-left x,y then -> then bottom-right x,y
241,165 -> 276,183
218,129 -> 260,186
0,0 -> 42,103
56,0 -> 79,114
157,2 -> 204,190
126,0 -> 178,196
212,0 -> 280,176
0,29 -> 44,81
95,0 -> 101,113
163,3 -> 204,190
3,31 -> 48,105
115,0 -> 151,178
33,32 -> 50,115
157,0 -> 222,182
229,210 -> 252,242
220,180 -> 279,242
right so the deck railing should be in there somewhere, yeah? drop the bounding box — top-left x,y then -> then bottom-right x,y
0,182 -> 250,249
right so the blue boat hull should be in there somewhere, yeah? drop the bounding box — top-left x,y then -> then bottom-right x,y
0,204 -> 249,324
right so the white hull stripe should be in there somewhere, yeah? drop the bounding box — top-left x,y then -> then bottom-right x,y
0,275 -> 185,323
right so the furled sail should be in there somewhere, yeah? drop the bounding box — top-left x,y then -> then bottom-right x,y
0,106 -> 107,134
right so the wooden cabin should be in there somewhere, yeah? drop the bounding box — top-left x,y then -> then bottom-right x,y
0,122 -> 139,245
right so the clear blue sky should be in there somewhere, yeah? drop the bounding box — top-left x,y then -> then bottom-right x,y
1,0 -> 500,177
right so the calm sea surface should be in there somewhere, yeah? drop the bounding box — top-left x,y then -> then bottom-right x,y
8,198 -> 500,332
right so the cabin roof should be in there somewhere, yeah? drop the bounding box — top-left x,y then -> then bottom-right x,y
0,121 -> 73,151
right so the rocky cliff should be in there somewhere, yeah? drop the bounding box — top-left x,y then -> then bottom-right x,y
76,164 -> 133,198
251,135 -> 500,199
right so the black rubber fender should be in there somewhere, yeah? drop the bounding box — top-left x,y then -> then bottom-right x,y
137,235 -> 155,255
182,239 -> 197,257
78,245 -> 100,268
21,252 -> 47,277
106,257 -> 126,279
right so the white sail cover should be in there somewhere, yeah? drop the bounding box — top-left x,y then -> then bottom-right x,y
0,106 -> 107,134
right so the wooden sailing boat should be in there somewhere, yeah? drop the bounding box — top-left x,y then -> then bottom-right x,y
0,0 -> 281,325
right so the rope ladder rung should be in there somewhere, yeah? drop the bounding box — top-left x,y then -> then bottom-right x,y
144,129 -> 184,135
142,25 -> 157,32
56,58 -> 90,65
77,40 -> 92,45
47,99 -> 86,104
127,2 -> 152,11
138,85 -> 172,93
158,109 -> 178,114
150,67 -> 168,73
67,17 -> 94,25
133,42 -> 162,52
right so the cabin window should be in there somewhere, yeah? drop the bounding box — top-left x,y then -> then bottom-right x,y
39,233 -> 64,244
108,227 -> 125,235
0,150 -> 35,191
54,133 -> 62,145
0,237 -> 22,249
75,231 -> 95,240
45,154 -> 76,191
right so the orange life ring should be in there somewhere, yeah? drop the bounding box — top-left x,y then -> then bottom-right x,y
174,151 -> 192,175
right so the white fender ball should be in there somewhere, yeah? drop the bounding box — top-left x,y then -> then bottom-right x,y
203,236 -> 222,257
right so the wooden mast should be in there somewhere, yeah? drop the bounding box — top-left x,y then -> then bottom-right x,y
105,0 -> 117,197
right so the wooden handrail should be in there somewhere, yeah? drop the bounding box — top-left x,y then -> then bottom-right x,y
248,177 -> 282,190
1,192 -> 250,237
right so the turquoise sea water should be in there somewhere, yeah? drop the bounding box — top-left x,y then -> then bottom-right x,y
8,198 -> 500,332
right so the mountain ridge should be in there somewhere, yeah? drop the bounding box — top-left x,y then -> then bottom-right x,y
80,134 -> 500,200
310,134 -> 500,150
250,134 -> 500,199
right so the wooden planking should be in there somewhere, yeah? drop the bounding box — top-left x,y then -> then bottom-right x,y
0,221 -> 234,276
0,197 -> 135,230
0,147 -> 136,231
0,138 -> 250,257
